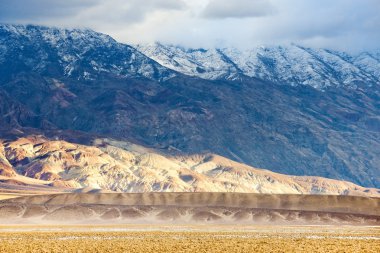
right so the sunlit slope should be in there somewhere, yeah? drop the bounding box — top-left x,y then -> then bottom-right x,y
1,136 -> 379,196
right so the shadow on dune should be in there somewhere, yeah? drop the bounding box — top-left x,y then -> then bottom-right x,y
0,192 -> 379,225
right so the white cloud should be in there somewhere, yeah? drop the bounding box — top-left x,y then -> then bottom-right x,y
0,0 -> 186,27
202,0 -> 275,19
0,0 -> 379,52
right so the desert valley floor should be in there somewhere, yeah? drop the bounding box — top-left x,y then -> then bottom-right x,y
0,192 -> 379,252
0,225 -> 379,253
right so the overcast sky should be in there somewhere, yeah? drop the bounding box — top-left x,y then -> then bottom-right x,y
0,0 -> 379,52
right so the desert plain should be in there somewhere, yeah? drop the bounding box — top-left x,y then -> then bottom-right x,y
0,225 -> 379,253
0,192 -> 379,252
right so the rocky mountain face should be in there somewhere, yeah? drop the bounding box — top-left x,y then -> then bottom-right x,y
137,43 -> 380,89
1,135 -> 379,196
0,24 -> 175,84
0,24 -> 379,189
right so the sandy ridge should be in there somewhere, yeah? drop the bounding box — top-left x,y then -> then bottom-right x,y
3,192 -> 380,216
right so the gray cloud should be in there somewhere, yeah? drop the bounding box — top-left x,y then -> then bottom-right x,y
0,0 -> 378,52
255,0 -> 380,51
0,0 -> 185,25
0,0 -> 100,21
202,0 -> 275,19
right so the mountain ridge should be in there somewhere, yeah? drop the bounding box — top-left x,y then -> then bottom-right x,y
0,24 -> 177,83
137,42 -> 380,89
0,24 -> 379,188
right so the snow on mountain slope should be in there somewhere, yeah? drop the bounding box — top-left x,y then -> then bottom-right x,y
137,43 -> 380,89
135,43 -> 241,80
2,24 -> 377,89
1,135 -> 379,196
0,24 -> 176,82
353,51 -> 380,81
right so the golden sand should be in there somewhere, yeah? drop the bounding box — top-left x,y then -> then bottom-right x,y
0,194 -> 22,200
0,225 -> 379,253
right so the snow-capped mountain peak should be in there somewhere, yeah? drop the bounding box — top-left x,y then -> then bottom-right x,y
137,42 -> 380,89
3,24 -> 378,89
135,43 -> 242,80
0,24 -> 176,82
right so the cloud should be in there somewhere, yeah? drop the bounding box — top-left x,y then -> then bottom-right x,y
0,0 -> 185,26
0,0 -> 100,22
253,0 -> 380,51
0,0 -> 379,52
201,0 -> 275,19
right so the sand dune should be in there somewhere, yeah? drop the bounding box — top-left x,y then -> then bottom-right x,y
1,193 -> 379,225
0,193 -> 23,200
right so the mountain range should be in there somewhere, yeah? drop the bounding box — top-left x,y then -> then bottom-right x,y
0,24 -> 379,191
137,43 -> 380,89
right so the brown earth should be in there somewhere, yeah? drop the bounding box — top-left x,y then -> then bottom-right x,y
0,225 -> 379,253
0,192 -> 379,225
